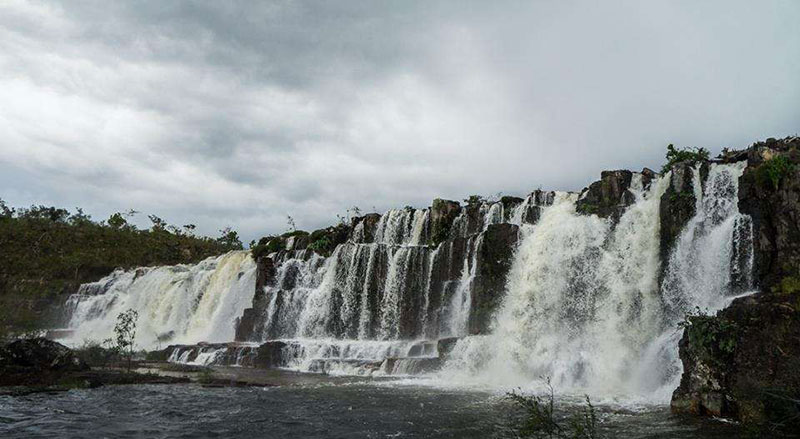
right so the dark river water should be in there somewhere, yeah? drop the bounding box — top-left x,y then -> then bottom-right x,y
0,382 -> 741,438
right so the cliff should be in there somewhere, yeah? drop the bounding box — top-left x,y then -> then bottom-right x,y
670,136 -> 800,430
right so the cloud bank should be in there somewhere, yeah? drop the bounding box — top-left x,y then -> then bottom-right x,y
1,1 -> 798,242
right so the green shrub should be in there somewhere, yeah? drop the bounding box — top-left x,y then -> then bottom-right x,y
661,144 -> 710,173
250,236 -> 286,260
678,308 -> 740,366
506,379 -> 598,439
308,236 -> 333,255
756,156 -> 795,191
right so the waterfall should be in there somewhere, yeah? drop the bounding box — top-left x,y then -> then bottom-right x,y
440,163 -> 754,401
63,251 -> 257,350
61,162 -> 754,390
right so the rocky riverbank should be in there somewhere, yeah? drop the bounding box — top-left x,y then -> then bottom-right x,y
0,338 -> 189,396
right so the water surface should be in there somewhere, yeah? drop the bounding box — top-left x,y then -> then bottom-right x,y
1,382 -> 741,438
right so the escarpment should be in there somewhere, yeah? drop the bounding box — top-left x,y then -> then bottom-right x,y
61,136 -> 800,428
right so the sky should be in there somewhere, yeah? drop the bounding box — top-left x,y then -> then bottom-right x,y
1,1 -> 798,243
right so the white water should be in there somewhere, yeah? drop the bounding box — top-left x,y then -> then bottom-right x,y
61,163 -> 753,397
64,251 -> 257,350
439,164 -> 753,402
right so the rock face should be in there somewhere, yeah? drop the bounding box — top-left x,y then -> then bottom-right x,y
576,170 -> 635,221
0,338 -> 88,386
671,136 -> 800,429
469,223 -> 519,334
671,292 -> 800,430
429,198 -> 461,246
659,161 -> 706,265
738,136 -> 800,292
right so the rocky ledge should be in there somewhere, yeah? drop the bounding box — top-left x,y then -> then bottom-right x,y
0,338 -> 188,394
671,292 -> 800,430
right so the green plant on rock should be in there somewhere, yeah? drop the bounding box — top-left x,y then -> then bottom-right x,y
678,307 -> 739,366
661,144 -> 710,174
668,190 -> 694,204
464,194 -> 485,206
308,236 -> 333,255
576,203 -> 598,215
774,276 -> 800,295
756,155 -> 795,191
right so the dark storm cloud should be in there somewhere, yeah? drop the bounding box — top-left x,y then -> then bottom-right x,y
1,0 -> 798,242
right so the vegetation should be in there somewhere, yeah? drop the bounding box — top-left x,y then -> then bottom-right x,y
0,200 -> 243,338
506,379 -> 598,439
774,276 -> 800,295
756,155 -> 795,191
660,144 -> 710,173
464,194 -> 486,205
113,309 -> 138,372
678,307 -> 739,367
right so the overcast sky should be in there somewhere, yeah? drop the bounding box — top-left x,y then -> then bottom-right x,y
1,1 -> 798,243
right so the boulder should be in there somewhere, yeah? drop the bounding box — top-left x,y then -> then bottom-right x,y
254,341 -> 287,369
437,337 -> 460,360
576,170 -> 635,221
671,292 -> 800,430
0,338 -> 89,386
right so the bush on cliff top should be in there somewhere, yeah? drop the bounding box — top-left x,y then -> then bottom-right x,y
756,155 -> 795,191
661,144 -> 710,174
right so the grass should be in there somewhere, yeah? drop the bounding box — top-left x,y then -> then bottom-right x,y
505,379 -> 599,439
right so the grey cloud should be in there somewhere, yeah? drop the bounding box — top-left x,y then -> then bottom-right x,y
0,0 -> 798,243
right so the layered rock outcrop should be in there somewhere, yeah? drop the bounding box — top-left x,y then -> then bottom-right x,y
671,292 -> 800,429
671,136 -> 800,428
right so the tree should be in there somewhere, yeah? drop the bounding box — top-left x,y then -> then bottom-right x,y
148,214 -> 168,231
0,198 -> 14,218
114,309 -> 139,372
217,227 -> 243,250
286,215 -> 296,232
108,212 -> 128,229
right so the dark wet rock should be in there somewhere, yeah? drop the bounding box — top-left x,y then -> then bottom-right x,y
437,337 -> 459,360
382,357 -> 441,375
430,198 -> 461,246
576,170 -> 635,221
351,213 -> 382,243
641,167 -> 657,191
738,136 -> 800,292
659,161 -> 706,265
500,196 -> 524,221
672,292 -> 800,430
254,341 -> 287,369
0,338 -> 88,385
469,223 -> 520,334
520,190 -> 555,225
306,224 -> 350,255
407,341 -> 437,357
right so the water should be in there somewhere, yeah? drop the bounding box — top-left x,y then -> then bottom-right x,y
63,251 -> 257,350
440,164 -> 753,402
0,383 -> 741,438
60,163 -> 754,404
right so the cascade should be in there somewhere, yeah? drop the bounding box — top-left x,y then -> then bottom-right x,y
63,251 -> 257,350
440,163 -> 753,401
60,162 -> 753,392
